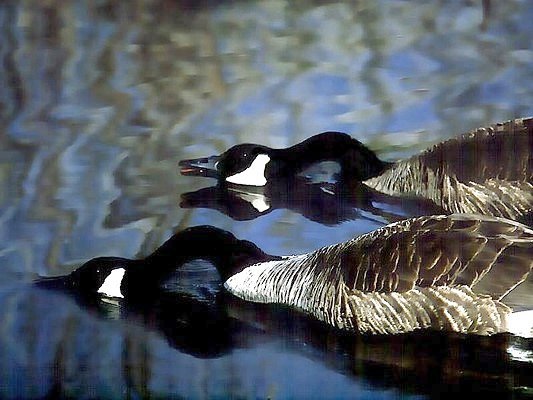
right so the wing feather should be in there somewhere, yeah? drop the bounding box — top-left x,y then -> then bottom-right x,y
365,118 -> 533,219
418,117 -> 533,184
337,214 -> 533,299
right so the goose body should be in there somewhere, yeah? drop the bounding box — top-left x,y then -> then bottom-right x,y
38,215 -> 533,336
365,118 -> 533,220
180,117 -> 533,220
224,214 -> 533,336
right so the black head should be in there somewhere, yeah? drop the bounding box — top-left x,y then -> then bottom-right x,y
180,132 -> 390,186
35,226 -> 275,301
180,144 -> 273,186
36,257 -> 131,299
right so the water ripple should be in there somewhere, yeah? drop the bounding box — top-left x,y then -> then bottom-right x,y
0,1 -> 532,397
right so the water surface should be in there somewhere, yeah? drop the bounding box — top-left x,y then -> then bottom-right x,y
1,1 -> 533,398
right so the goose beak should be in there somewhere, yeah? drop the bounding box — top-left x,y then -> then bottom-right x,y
179,155 -> 220,178
34,275 -> 73,292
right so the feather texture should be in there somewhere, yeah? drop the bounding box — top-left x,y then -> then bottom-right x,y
225,214 -> 533,335
365,117 -> 533,219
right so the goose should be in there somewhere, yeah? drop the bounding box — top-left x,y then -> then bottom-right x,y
179,117 -> 533,221
224,213 -> 533,336
38,215 -> 533,336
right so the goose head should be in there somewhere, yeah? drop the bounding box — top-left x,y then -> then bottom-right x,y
179,132 -> 390,186
35,257 -> 133,299
180,143 -> 273,186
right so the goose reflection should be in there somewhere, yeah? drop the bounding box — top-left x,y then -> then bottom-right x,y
110,290 -> 267,359
180,179 -> 444,225
29,218 -> 533,396
22,282 -> 533,397
227,297 -> 533,397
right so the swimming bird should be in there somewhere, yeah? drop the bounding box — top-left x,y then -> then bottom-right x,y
38,215 -> 533,336
180,117 -> 533,221
223,213 -> 533,336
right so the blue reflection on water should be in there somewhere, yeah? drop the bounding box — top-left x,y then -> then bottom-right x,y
0,0 -> 533,398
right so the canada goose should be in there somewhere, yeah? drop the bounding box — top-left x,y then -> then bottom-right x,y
224,214 -> 533,336
180,117 -> 533,221
37,215 -> 533,336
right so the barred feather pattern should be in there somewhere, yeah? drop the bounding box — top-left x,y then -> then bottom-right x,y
224,214 -> 533,335
225,260 -> 511,335
365,160 -> 533,220
342,285 -> 510,335
364,117 -> 533,220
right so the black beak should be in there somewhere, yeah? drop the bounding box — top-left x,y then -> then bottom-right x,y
179,155 -> 221,178
34,275 -> 74,292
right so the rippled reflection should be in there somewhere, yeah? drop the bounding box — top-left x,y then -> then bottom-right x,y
1,0 -> 533,398
4,280 -> 533,398
180,180 -> 445,225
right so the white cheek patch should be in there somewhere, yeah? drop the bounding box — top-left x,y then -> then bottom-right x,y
251,196 -> 270,212
231,189 -> 271,212
226,154 -> 270,186
97,268 -> 126,298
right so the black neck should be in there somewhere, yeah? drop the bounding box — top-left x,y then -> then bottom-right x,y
141,226 -> 279,283
273,132 -> 391,181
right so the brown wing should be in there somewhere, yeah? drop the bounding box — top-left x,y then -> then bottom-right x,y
337,214 -> 533,300
417,117 -> 533,184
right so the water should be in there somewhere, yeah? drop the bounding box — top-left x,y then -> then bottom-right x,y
1,0 -> 533,398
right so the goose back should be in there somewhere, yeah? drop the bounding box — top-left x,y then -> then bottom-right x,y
225,214 -> 533,335
364,117 -> 533,219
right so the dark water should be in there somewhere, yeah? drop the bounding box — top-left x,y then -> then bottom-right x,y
1,1 -> 533,398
